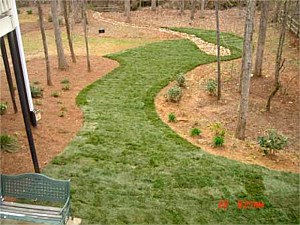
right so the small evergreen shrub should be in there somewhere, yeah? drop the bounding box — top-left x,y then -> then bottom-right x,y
206,79 -> 217,95
190,128 -> 202,137
30,85 -> 43,98
165,86 -> 182,102
26,9 -> 32,15
62,84 -> 70,91
214,135 -> 224,147
210,122 -> 225,147
61,79 -> 70,84
0,102 -> 8,115
168,113 -> 176,122
176,73 -> 186,87
51,91 -> 60,98
0,134 -> 18,152
258,129 -> 288,155
48,15 -> 53,22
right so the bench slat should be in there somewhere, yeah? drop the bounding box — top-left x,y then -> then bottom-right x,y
2,201 -> 61,212
1,205 -> 61,216
0,208 -> 62,219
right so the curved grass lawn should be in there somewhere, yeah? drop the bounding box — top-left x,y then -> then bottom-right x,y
45,29 -> 299,224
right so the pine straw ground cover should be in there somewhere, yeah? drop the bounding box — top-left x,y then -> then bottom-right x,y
44,29 -> 299,224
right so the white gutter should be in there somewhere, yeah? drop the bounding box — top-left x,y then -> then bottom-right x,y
11,0 -> 34,112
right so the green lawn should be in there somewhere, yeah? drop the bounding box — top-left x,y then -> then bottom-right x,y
44,29 -> 299,224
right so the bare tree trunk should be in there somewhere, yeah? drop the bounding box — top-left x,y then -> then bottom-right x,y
179,0 -> 185,16
266,0 -> 289,111
190,0 -> 196,20
63,0 -> 76,63
271,0 -> 282,23
83,0 -> 91,72
124,0 -> 131,22
37,1 -> 52,86
200,0 -> 205,18
235,0 -> 256,140
215,0 -> 221,100
253,0 -> 269,77
51,0 -> 68,70
151,0 -> 156,11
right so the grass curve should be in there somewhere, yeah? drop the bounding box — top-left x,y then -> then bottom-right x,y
44,29 -> 299,224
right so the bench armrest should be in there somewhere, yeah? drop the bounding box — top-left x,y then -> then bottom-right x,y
60,196 -> 70,215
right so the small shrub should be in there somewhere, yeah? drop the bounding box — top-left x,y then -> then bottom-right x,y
165,86 -> 182,102
34,100 -> 43,106
0,102 -> 8,115
62,84 -> 70,91
214,135 -> 224,147
26,9 -> 32,15
190,128 -> 202,137
51,91 -> 60,98
48,15 -> 53,22
258,129 -> 288,155
168,113 -> 176,122
176,73 -> 185,87
206,79 -> 217,95
210,122 -> 225,137
17,9 -> 20,14
61,79 -> 70,84
0,134 -> 18,153
30,85 -> 43,98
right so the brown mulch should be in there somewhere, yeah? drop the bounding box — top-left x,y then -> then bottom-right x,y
1,56 -> 118,174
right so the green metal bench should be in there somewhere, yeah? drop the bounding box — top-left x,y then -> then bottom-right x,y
0,173 -> 71,224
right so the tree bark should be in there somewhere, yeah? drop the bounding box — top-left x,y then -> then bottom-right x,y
215,0 -> 221,100
63,0 -> 76,63
253,0 -> 269,77
200,0 -> 205,18
151,0 -> 156,11
235,0 -> 256,140
37,1 -> 52,86
179,0 -> 185,16
51,0 -> 68,70
82,0 -> 91,72
190,0 -> 196,20
266,0 -> 289,111
124,0 -> 131,23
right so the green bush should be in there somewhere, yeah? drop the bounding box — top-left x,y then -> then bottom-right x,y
0,102 -> 8,115
30,85 -> 43,98
26,9 -> 32,15
210,122 -> 225,137
165,86 -> 182,102
51,91 -> 60,98
62,84 -> 70,91
190,128 -> 202,137
214,135 -> 224,147
176,73 -> 186,87
258,129 -> 288,155
0,134 -> 18,152
168,113 -> 176,122
61,79 -> 70,84
206,79 -> 217,95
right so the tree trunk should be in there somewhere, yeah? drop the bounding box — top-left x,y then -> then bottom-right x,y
63,0 -> 76,63
151,0 -> 156,11
190,0 -> 196,20
235,0 -> 256,140
200,0 -> 205,18
37,1 -> 52,86
179,0 -> 185,16
124,0 -> 131,23
253,0 -> 269,77
83,0 -> 91,72
271,0 -> 282,23
215,0 -> 221,100
51,0 -> 68,70
266,0 -> 289,111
